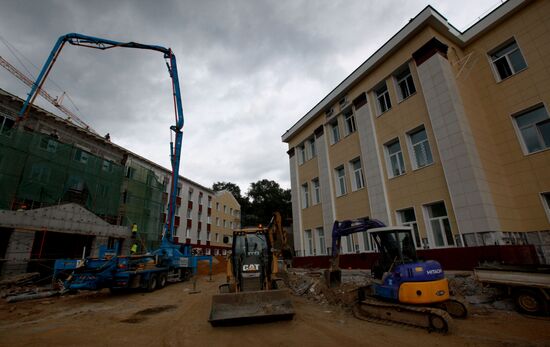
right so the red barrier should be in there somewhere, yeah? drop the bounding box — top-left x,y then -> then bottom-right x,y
292,245 -> 539,271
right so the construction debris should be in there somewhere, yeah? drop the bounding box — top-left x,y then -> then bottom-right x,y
285,269 -> 517,314
285,269 -> 370,307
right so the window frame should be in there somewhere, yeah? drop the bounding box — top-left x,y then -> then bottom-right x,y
329,119 -> 341,145
343,109 -> 356,136
375,82 -> 392,115
423,201 -> 455,248
316,227 -> 326,255
307,137 -> 316,159
488,38 -> 528,82
384,138 -> 406,178
349,157 -> 365,191
393,64 -> 416,102
407,126 -> 434,170
511,103 -> 550,155
334,165 -> 347,197
301,182 -> 309,209
297,144 -> 306,165
396,207 -> 422,249
304,229 -> 314,256
0,114 -> 15,136
311,178 -> 321,205
541,192 -> 550,223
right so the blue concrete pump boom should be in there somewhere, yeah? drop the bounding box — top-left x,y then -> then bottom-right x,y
18,33 -> 184,244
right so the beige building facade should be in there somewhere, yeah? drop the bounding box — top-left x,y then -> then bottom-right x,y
282,0 -> 550,261
210,190 -> 241,254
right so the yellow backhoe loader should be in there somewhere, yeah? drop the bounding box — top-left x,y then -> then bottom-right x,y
208,212 -> 295,326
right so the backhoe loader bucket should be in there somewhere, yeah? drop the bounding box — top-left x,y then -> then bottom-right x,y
209,289 -> 295,326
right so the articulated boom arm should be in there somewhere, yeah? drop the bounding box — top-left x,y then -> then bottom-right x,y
19,33 -> 185,243
330,217 -> 385,268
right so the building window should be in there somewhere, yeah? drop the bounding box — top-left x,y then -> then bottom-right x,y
208,196 -> 212,208
385,139 -> 405,177
312,178 -> 320,205
188,188 -> 193,201
198,193 -> 203,205
74,149 -> 89,164
0,114 -> 15,135
541,192 -> 550,222
297,144 -> 306,165
305,229 -> 313,256
489,39 -> 527,81
362,231 -> 373,251
397,208 -> 421,249
349,158 -> 365,191
334,165 -> 347,197
216,217 -> 220,226
207,231 -> 211,241
223,219 -> 227,228
307,137 -> 316,160
102,160 -> 113,172
408,127 -> 433,169
215,233 -> 219,242
425,202 -> 454,248
394,66 -> 416,101
513,105 -> 550,154
197,230 -> 201,241
207,216 -> 211,224
301,183 -> 309,208
344,110 -> 356,136
375,83 -> 392,114
345,235 -> 353,254
330,120 -> 340,144
316,227 -> 325,255
39,138 -> 58,153
30,164 -> 50,183
224,205 -> 227,213
198,211 -> 202,221
186,208 -> 192,219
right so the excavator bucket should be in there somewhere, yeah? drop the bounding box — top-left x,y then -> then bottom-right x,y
209,289 -> 295,326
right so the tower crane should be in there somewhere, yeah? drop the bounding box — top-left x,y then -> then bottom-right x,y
0,55 -> 95,133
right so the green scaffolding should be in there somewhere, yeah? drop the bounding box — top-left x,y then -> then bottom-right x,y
122,161 -> 165,250
0,128 -> 166,250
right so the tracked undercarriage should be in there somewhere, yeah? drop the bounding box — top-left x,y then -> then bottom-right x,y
353,290 -> 468,333
353,297 -> 453,333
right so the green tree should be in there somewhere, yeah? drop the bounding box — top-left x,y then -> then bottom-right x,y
245,179 -> 291,227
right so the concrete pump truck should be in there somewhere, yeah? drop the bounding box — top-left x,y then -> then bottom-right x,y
19,33 -> 202,292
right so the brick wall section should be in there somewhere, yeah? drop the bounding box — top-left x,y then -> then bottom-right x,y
292,245 -> 539,271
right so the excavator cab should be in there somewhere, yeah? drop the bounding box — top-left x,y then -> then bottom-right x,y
370,227 -> 418,280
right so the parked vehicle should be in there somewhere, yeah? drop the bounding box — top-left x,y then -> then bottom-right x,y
474,263 -> 550,315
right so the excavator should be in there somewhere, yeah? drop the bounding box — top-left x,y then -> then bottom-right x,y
327,217 -> 467,332
208,212 -> 295,326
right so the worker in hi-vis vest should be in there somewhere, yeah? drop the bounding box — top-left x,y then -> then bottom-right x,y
131,223 -> 138,238
131,243 -> 138,254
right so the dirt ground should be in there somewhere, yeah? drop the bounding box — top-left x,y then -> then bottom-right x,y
1,273 -> 549,347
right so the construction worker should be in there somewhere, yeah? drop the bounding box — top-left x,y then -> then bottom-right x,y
130,243 -> 138,255
131,223 -> 138,238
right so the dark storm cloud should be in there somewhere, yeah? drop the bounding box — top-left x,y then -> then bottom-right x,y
0,0 -> 499,191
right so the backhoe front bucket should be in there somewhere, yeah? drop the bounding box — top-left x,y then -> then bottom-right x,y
209,289 -> 295,326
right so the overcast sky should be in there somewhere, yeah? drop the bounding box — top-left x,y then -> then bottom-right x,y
0,0 -> 500,192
